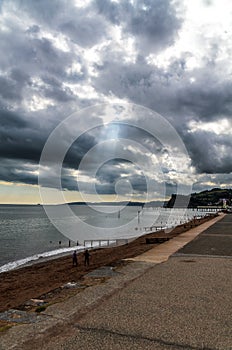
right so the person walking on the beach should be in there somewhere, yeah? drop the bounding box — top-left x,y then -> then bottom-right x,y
84,249 -> 90,266
72,250 -> 78,266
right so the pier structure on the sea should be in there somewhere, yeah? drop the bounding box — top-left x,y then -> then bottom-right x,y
196,206 -> 223,212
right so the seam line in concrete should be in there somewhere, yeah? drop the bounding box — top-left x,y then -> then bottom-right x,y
200,233 -> 232,237
75,325 -> 217,350
172,253 -> 232,259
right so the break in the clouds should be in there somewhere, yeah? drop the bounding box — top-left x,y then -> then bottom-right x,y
0,0 -> 232,203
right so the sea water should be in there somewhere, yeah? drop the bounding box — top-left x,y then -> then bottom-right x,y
0,204 -> 209,273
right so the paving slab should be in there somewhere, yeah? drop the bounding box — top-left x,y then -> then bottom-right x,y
85,266 -> 121,278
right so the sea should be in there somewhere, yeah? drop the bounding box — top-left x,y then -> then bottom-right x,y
0,204 -> 211,273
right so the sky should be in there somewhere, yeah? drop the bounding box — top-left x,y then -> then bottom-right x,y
0,0 -> 232,204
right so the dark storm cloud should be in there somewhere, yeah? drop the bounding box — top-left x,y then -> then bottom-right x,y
9,0 -> 108,48
183,131 -> 232,174
0,10 -> 87,94
0,158 -> 38,185
0,110 -> 48,163
95,159 -> 132,183
42,75 -> 75,102
0,110 -> 100,186
95,173 -> 147,195
94,53 -> 232,123
60,17 -> 108,48
19,36 -> 77,81
174,67 -> 232,120
93,58 -> 160,106
94,160 -> 148,195
0,75 -> 26,101
0,34 -> 76,103
10,68 -> 30,85
93,54 -> 193,116
18,0 -> 182,52
95,0 -> 183,53
63,132 -> 97,170
0,110 -> 159,192
0,110 -> 28,129
0,67 -> 31,107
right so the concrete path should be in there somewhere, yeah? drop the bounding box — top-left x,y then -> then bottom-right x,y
0,214 -> 231,350
128,213 -> 225,263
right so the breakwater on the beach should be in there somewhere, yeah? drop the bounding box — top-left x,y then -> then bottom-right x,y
0,205 -> 217,273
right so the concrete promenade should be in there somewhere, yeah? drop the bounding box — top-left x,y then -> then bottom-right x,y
0,214 -> 231,350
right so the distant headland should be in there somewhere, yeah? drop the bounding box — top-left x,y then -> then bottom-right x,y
165,188 -> 232,208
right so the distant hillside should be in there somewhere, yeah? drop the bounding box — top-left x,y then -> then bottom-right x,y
68,201 -> 145,206
166,188 -> 232,208
68,200 -> 165,207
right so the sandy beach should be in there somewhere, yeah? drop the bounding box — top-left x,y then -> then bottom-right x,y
0,215 -> 215,313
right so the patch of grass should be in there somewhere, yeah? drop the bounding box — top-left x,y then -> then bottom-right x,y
0,324 -> 13,332
35,304 -> 47,313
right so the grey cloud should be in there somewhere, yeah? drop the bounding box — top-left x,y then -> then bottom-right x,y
0,110 -> 28,129
193,173 -> 232,193
0,41 -> 83,115
0,76 -> 22,101
26,24 -> 40,34
175,69 -> 232,121
42,76 -> 75,102
63,133 -> 97,170
10,68 -> 30,85
91,159 -> 148,195
0,110 -> 63,165
0,1 -> 92,113
94,53 -> 232,122
126,0 -> 183,53
7,0 -> 108,48
94,0 -> 123,24
0,68 -> 31,102
183,130 -> 232,174
60,17 -> 108,48
9,0 -> 67,26
95,0 -> 183,53
0,18 -> 74,73
93,58 -> 157,103
93,57 -> 185,126
0,111 -> 99,186
0,158 -> 38,185
29,37 -> 71,76
96,159 -> 132,183
96,172 -> 147,196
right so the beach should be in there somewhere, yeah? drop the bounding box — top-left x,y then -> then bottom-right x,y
0,215 -> 214,313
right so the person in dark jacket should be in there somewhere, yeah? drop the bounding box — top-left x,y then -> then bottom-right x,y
84,249 -> 90,266
72,250 -> 78,266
